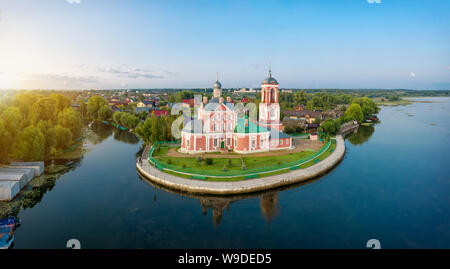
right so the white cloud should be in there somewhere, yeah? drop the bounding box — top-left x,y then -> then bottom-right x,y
97,65 -> 165,79
21,72 -> 98,84
67,0 -> 81,4
367,0 -> 382,4
409,72 -> 416,77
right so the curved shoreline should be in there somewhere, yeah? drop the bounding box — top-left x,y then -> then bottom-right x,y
136,135 -> 345,195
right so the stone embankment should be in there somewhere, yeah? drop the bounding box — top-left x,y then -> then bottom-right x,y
338,121 -> 359,135
136,135 -> 345,195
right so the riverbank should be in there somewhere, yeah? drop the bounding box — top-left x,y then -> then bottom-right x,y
136,135 -> 345,195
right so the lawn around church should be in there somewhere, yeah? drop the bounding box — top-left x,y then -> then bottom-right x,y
149,138 -> 336,180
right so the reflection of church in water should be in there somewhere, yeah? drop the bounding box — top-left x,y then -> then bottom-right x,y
200,192 -> 279,226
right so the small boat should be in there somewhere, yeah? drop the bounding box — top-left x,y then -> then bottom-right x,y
0,216 -> 20,249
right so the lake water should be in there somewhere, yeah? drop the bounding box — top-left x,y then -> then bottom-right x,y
3,97 -> 450,249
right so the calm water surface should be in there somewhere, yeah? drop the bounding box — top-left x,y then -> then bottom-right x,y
6,97 -> 450,248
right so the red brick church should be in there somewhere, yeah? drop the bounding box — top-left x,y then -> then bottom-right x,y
180,68 -> 292,154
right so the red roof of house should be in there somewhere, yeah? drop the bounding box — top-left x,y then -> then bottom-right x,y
150,110 -> 169,117
182,99 -> 195,107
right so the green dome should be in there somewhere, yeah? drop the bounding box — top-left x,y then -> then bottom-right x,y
262,76 -> 278,85
262,69 -> 278,85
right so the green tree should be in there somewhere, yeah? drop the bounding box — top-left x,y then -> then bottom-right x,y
55,125 -> 73,150
112,111 -> 123,125
97,105 -> 113,121
13,125 -> 45,161
306,100 -> 314,111
150,112 -> 159,143
31,97 -> 57,124
345,103 -> 364,123
168,94 -> 176,104
294,90 -> 308,105
136,117 -> 152,142
87,95 -> 107,119
50,93 -> 71,113
58,107 -> 83,138
159,115 -> 167,141
2,106 -> 22,137
319,119 -> 340,135
0,118 -> 13,163
352,97 -> 378,121
336,114 -> 355,125
37,120 -> 56,158
11,92 -> 38,117
120,113 -> 139,130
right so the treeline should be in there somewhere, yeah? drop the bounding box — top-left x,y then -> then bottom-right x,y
279,91 -> 368,111
112,111 -> 140,130
85,95 -> 177,143
0,92 -> 83,163
319,97 -> 379,135
135,112 -> 177,144
86,95 -> 141,130
165,90 -> 364,111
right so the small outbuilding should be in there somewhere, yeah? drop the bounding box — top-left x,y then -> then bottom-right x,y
0,173 -> 28,189
0,181 -> 21,201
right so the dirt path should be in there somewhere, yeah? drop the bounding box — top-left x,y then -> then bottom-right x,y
163,139 -> 323,159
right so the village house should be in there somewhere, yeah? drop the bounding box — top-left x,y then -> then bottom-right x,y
182,99 -> 195,108
149,109 -> 169,117
283,110 -> 322,124
136,100 -> 155,108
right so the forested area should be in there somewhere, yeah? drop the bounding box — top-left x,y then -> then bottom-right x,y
134,112 -> 177,144
0,92 -> 83,163
85,95 -> 176,145
319,97 -> 379,136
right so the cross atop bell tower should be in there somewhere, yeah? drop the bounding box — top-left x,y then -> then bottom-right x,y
213,72 -> 222,98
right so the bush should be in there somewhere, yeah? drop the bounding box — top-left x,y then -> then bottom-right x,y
284,126 -> 295,134
205,158 -> 213,165
167,158 -> 172,164
182,163 -> 186,168
228,159 -> 232,166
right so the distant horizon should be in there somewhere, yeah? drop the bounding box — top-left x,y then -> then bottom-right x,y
1,87 -> 449,92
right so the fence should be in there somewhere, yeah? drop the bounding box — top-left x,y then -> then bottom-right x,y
148,139 -> 334,178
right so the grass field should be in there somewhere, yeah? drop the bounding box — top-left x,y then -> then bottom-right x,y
150,138 -> 335,181
157,156 -> 244,172
153,139 -> 337,181
242,151 -> 314,170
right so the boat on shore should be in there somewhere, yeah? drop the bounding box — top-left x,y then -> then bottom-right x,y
0,216 -> 20,249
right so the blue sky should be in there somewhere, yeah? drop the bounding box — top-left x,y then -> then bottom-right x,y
0,0 -> 449,89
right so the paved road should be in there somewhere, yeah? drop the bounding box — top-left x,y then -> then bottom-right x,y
136,135 -> 345,195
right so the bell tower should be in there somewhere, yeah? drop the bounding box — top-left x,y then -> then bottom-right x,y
258,63 -> 282,131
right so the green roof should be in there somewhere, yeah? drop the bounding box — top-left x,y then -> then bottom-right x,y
234,119 -> 269,133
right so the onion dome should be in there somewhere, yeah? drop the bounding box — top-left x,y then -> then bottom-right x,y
213,72 -> 222,89
262,68 -> 278,85
213,80 -> 222,89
